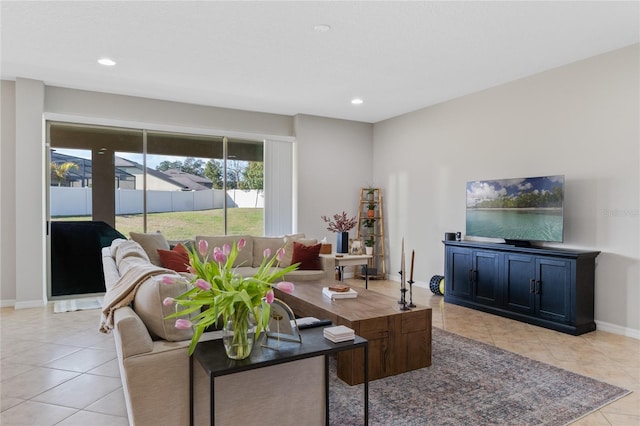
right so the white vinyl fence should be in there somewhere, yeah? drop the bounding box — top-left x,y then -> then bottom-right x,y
50,187 -> 264,216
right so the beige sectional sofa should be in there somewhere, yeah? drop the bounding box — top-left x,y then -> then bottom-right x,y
193,234 -> 334,281
129,231 -> 335,281
101,233 -> 330,426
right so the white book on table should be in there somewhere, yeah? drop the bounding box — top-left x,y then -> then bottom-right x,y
322,287 -> 358,300
323,325 -> 355,342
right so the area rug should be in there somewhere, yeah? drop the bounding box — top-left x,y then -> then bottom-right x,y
53,297 -> 103,313
330,328 -> 631,426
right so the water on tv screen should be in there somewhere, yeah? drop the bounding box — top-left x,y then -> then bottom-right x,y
466,175 -> 564,243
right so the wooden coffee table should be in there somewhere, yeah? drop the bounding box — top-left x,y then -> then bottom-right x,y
276,281 -> 432,385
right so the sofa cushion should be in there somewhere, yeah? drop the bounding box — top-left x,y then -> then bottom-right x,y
157,244 -> 190,273
133,274 -> 194,342
130,231 -> 170,266
102,248 -> 121,291
291,242 -> 322,270
195,235 -> 253,268
252,236 -> 286,267
109,238 -> 128,258
286,232 -> 306,240
115,240 -> 151,266
118,256 -> 154,276
281,236 -> 316,267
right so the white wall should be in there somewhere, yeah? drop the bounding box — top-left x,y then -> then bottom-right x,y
44,87 -> 294,138
293,114 -> 374,244
15,79 -> 46,308
374,44 -> 640,337
0,85 -> 369,307
2,45 -> 637,336
0,81 -> 17,304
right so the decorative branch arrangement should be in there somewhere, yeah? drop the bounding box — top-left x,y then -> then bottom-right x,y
321,211 -> 357,233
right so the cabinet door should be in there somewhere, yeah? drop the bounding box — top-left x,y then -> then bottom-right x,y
504,254 -> 535,314
472,251 -> 501,306
446,247 -> 472,298
536,258 -> 572,322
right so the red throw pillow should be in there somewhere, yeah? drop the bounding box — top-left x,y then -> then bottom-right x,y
291,242 -> 322,270
157,243 -> 190,272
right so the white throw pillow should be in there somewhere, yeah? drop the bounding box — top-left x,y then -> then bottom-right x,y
130,231 -> 170,266
134,274 -> 194,342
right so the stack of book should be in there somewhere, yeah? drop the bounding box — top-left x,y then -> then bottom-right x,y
322,286 -> 358,300
323,325 -> 355,343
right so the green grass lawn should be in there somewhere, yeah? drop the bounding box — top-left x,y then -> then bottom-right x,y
52,208 -> 264,240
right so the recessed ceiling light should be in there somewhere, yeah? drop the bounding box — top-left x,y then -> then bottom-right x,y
313,24 -> 331,33
351,98 -> 364,105
98,57 -> 116,66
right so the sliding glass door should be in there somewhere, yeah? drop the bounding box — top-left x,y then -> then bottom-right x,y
47,121 -> 275,297
48,123 -> 266,239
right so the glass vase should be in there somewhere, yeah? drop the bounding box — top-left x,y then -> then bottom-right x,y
222,309 -> 256,360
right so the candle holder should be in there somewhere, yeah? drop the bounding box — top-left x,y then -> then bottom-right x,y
399,287 -> 410,310
397,270 -> 410,310
407,279 -> 416,308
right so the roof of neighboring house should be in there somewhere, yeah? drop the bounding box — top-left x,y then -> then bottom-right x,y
51,152 -> 212,190
163,169 -> 212,191
51,152 -> 137,184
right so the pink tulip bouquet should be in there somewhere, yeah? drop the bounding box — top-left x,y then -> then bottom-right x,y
164,238 -> 299,357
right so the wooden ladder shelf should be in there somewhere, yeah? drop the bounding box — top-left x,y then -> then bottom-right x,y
356,187 -> 386,279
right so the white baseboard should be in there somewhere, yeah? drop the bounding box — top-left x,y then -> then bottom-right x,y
595,320 -> 640,340
0,299 -> 16,308
14,299 -> 46,309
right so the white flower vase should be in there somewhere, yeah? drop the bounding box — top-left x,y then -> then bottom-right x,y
365,246 -> 373,255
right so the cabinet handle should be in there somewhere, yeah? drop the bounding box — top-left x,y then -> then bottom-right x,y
535,280 -> 541,295
469,269 -> 473,283
529,279 -> 535,294
472,270 -> 477,283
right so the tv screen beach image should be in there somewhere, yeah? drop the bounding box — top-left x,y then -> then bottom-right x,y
466,176 -> 564,242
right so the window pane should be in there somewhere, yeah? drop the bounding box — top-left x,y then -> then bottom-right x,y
113,151 -> 145,236
50,148 -> 92,221
146,132 -> 224,240
49,124 -> 268,242
49,122 -> 144,232
226,139 -> 264,236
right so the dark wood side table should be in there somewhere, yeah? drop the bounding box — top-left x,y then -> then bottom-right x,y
190,326 -> 368,426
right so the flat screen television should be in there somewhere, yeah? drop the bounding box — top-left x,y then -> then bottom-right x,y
466,175 -> 564,245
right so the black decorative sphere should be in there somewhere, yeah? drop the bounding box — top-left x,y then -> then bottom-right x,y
429,275 -> 445,295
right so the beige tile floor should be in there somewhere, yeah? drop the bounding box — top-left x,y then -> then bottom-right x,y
1,279 -> 638,425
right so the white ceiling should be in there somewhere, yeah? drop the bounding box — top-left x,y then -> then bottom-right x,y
2,1 -> 639,123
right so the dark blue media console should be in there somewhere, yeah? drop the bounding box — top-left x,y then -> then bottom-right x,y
443,240 -> 600,335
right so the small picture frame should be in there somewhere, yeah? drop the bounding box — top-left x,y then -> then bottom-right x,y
349,238 -> 363,255
263,299 -> 302,350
